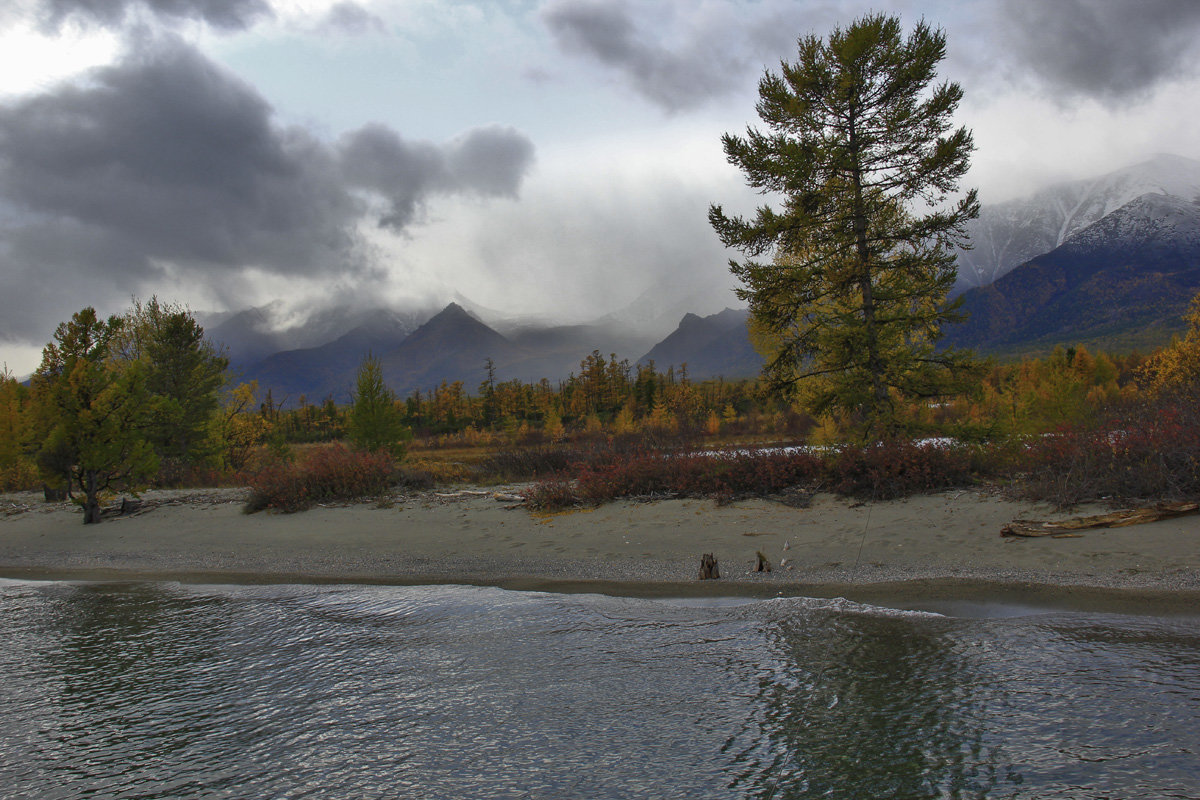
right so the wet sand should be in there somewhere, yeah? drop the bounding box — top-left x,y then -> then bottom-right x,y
2,487 -> 1199,615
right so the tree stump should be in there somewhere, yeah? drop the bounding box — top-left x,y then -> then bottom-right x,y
698,553 -> 720,580
755,551 -> 772,572
42,484 -> 67,502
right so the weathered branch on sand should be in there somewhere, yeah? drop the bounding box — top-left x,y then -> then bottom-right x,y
1002,502 -> 1200,538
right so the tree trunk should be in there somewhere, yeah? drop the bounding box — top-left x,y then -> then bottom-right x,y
847,110 -> 890,420
82,470 -> 102,525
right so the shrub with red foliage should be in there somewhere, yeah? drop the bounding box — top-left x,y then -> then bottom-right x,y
524,448 -> 824,509
244,444 -> 394,513
826,439 -> 975,500
1016,401 -> 1200,507
523,438 -> 988,510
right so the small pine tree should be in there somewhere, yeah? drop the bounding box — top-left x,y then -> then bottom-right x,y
705,410 -> 722,437
543,407 -> 565,440
30,308 -> 158,523
346,354 -> 410,459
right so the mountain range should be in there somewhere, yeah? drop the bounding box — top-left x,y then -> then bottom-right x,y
217,301 -> 762,403
954,153 -> 1200,292
944,191 -> 1200,355
204,154 -> 1200,403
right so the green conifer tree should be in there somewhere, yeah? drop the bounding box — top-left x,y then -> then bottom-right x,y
709,13 -> 980,436
115,297 -> 229,470
346,354 -> 410,459
30,308 -> 157,523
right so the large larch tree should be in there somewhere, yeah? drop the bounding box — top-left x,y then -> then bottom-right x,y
709,13 -> 980,436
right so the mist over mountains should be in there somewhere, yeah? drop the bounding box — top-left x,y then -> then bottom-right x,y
945,191 -> 1200,355
204,154 -> 1200,404
954,153 -> 1200,292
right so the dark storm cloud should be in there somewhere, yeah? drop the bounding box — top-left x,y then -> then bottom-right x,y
542,0 -> 745,112
0,38 -> 361,277
339,124 -> 535,230
321,1 -> 385,35
444,126 -> 538,198
0,37 -> 535,338
999,0 -> 1200,101
32,0 -> 272,32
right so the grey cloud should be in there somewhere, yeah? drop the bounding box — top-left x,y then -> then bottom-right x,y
33,0 -> 272,32
322,2 -> 385,35
0,38 -> 535,339
445,126 -> 537,198
0,38 -> 361,277
339,123 -> 535,230
999,0 -> 1200,101
338,125 -> 446,229
542,0 -> 745,112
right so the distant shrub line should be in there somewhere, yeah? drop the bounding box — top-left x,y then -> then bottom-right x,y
522,399 -> 1200,510
521,439 -> 979,510
237,397 -> 1200,513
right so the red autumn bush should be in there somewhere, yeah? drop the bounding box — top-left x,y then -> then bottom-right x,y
523,439 -> 986,510
826,439 -> 975,500
244,444 -> 394,513
1015,400 -> 1200,507
524,448 -> 824,509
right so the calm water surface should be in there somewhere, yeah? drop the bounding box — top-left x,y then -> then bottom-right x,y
1,580 -> 1198,799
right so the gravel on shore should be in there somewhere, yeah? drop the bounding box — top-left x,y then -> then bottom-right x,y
3,486 -> 1199,616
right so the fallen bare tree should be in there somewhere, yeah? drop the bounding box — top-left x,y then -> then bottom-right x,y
1002,502 -> 1200,538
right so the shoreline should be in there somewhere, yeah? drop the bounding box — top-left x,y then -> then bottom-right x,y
4,569 -> 1200,619
3,486 -> 1199,617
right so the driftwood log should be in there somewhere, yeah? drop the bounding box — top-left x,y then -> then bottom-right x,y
1002,502 -> 1200,538
754,551 -> 772,572
99,498 -> 145,519
698,553 -> 720,580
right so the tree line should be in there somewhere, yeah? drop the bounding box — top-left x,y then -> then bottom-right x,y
3,293 -> 1200,519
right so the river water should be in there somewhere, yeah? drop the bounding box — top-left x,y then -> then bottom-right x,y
1,580 -> 1198,799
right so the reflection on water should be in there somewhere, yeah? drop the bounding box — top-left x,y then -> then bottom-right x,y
1,581 -> 1198,799
747,613 -> 1001,798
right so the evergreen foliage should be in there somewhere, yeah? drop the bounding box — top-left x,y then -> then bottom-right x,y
115,297 -> 229,471
346,354 -> 410,459
0,368 -> 33,490
709,13 -> 981,436
30,308 -> 158,523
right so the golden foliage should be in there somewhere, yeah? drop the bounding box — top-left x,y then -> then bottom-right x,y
1139,293 -> 1200,396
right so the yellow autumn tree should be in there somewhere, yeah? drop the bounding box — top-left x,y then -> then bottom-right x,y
220,381 -> 273,471
1140,293 -> 1200,397
0,368 -> 34,490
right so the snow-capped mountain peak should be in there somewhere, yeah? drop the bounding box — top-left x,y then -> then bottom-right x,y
955,153 -> 1200,292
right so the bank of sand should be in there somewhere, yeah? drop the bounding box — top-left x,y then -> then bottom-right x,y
2,487 -> 1199,615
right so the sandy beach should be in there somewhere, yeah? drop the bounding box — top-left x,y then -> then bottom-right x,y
3,486 -> 1199,615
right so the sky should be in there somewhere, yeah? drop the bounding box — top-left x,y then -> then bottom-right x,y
3,0 -> 1200,375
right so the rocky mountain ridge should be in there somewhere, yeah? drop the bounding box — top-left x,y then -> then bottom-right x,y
945,191 -> 1200,355
200,155 -> 1200,402
955,153 -> 1200,292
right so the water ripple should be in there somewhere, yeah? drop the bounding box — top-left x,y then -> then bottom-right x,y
1,581 -> 1198,799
